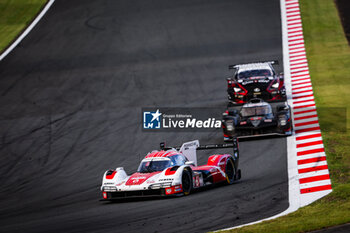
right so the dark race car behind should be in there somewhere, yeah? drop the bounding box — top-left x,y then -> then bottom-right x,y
222,98 -> 292,140
227,61 -> 286,104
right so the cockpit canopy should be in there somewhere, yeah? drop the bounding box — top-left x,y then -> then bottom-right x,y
137,153 -> 188,173
237,69 -> 273,79
240,104 -> 272,117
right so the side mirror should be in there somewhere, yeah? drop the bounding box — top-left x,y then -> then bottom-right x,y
185,161 -> 195,166
279,72 -> 284,79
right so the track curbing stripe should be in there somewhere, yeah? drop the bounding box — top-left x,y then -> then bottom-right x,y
216,0 -> 332,231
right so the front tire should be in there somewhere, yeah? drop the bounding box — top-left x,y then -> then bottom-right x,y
182,169 -> 192,195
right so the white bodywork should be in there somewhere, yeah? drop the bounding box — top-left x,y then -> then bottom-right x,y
101,140 -> 202,194
179,140 -> 199,166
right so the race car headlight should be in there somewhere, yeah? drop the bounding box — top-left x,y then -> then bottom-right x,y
233,87 -> 242,92
161,182 -> 172,188
150,184 -> 161,189
280,119 -> 287,126
226,124 -> 234,131
103,186 -> 117,191
272,82 -> 279,89
225,120 -> 234,131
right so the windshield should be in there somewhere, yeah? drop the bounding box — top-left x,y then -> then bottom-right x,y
241,105 -> 272,117
137,160 -> 171,173
238,69 -> 272,79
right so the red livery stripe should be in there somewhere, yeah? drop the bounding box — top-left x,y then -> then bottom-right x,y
106,171 -> 117,179
298,156 -> 327,165
297,147 -> 325,156
296,140 -> 323,148
299,174 -> 330,184
300,185 -> 332,194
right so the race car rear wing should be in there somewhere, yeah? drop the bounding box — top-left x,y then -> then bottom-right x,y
228,60 -> 279,70
160,138 -> 239,166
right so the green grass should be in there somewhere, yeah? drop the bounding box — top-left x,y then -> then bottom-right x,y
218,0 -> 350,232
0,0 -> 47,53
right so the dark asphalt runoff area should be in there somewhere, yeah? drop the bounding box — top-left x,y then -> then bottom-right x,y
0,0 -> 288,232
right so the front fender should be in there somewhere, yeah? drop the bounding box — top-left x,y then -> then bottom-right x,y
159,165 -> 192,185
101,168 -> 128,190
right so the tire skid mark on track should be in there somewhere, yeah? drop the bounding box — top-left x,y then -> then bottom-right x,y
1,1 -> 290,232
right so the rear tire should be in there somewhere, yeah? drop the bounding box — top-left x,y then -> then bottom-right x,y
182,169 -> 192,195
236,169 -> 241,180
225,158 -> 235,184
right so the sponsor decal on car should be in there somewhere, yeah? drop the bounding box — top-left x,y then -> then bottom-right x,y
166,188 -> 172,194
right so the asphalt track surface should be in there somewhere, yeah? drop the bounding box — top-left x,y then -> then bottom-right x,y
0,0 -> 288,232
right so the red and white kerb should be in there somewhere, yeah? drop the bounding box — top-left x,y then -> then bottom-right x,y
285,0 -> 332,194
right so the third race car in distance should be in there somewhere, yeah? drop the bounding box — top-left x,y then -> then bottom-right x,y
227,61 -> 286,104
222,98 -> 292,141
101,140 -> 241,200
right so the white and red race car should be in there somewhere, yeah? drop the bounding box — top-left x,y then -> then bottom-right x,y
101,139 -> 241,200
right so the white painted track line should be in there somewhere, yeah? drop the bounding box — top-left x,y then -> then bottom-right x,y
0,0 -> 56,61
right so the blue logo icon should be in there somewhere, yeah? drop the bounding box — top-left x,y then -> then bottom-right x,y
143,109 -> 162,129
